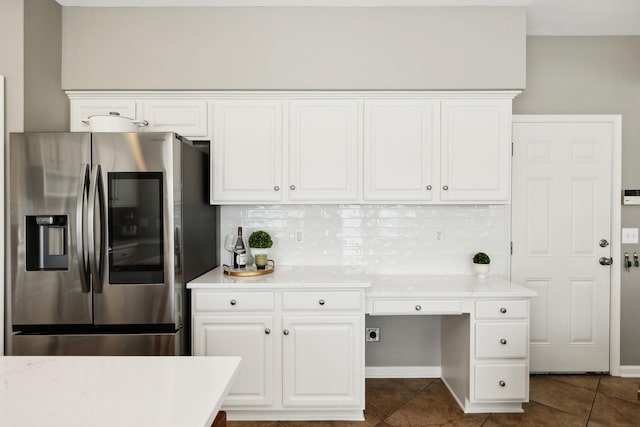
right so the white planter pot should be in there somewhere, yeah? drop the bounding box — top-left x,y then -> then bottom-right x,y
473,263 -> 490,279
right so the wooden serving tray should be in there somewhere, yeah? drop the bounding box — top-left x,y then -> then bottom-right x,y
223,260 -> 275,277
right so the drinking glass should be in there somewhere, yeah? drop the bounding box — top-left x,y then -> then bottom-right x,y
224,234 -> 235,267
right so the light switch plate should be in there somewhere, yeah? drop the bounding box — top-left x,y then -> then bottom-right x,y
621,228 -> 639,244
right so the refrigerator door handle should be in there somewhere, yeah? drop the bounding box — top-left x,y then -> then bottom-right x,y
76,164 -> 91,293
88,164 -> 107,294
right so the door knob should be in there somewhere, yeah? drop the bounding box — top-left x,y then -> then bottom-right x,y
599,257 -> 613,266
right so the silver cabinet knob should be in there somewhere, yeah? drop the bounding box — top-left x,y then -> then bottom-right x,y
319,299 -> 325,306
274,186 -> 280,191
426,185 -> 432,190
230,299 -> 237,306
415,305 -> 422,311
500,338 -> 507,345
499,380 -> 506,387
500,307 -> 507,314
443,185 -> 449,190
265,328 -> 271,335
290,185 -> 296,190
283,329 -> 289,336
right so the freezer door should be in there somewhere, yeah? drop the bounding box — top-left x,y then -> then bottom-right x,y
91,133 -> 179,326
8,133 -> 92,326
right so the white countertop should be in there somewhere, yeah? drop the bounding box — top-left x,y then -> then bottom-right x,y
188,266 -> 535,298
0,356 -> 240,427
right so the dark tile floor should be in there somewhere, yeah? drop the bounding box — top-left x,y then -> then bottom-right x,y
228,375 -> 640,427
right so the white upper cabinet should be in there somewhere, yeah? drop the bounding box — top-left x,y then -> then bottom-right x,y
67,91 -> 517,205
211,100 -> 283,203
70,99 -> 137,132
139,100 -> 208,137
288,100 -> 361,202
364,100 -> 439,202
70,97 -> 209,139
440,99 -> 512,202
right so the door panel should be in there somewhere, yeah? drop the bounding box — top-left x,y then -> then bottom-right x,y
9,133 -> 92,326
91,133 -> 176,326
193,315 -> 274,406
512,119 -> 612,372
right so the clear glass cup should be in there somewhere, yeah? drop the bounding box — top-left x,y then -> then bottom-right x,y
223,234 -> 235,267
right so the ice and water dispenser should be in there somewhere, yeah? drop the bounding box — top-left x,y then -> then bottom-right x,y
25,215 -> 68,271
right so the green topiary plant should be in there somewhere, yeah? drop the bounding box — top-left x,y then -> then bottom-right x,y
472,252 -> 490,264
248,230 -> 273,249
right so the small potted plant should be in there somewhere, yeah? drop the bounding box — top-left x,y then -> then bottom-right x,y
472,251 -> 491,279
248,230 -> 273,270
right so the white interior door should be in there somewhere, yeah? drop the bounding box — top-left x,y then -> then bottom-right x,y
1,76 -> 5,355
512,117 -> 615,372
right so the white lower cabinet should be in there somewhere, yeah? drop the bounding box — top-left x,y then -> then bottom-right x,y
471,300 -> 530,407
282,315 -> 362,407
191,288 -> 365,420
193,315 -> 274,406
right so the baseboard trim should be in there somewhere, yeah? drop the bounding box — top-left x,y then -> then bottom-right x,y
619,365 -> 640,377
365,366 -> 441,378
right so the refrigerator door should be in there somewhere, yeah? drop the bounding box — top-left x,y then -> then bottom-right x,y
91,133 -> 178,326
9,133 -> 92,326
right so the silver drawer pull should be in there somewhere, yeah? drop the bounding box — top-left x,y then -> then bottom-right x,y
274,186 -> 280,191
290,185 -> 296,190
230,299 -> 237,306
500,307 -> 507,314
426,185 -> 432,190
319,299 -> 325,306
500,338 -> 507,345
283,329 -> 289,336
265,328 -> 271,335
499,380 -> 506,387
415,305 -> 422,311
443,185 -> 449,191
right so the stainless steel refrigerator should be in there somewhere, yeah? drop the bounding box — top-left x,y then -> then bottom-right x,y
6,132 -> 218,355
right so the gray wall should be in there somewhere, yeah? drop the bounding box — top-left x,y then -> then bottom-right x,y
0,0 -> 24,137
513,36 -> 640,365
61,6 -> 526,90
24,0 -> 67,132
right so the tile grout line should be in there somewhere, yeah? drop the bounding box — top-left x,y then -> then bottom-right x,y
585,376 -> 601,426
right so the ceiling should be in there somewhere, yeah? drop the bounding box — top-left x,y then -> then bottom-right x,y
54,0 -> 640,36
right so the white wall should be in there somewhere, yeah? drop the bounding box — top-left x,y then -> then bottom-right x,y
61,6 -> 526,90
221,204 -> 509,367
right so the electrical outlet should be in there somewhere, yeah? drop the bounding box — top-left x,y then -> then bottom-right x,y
295,229 -> 304,244
435,229 -> 444,243
365,328 -> 380,342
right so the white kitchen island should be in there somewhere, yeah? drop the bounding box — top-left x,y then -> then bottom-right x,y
0,356 -> 240,427
188,266 -> 536,419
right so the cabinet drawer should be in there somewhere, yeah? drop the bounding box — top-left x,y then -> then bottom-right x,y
474,363 -> 527,401
475,322 -> 528,359
193,292 -> 274,312
371,299 -> 462,315
475,300 -> 528,319
282,291 -> 362,311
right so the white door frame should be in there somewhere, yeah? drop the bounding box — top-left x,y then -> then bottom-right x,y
1,76 -> 5,356
512,114 -> 622,376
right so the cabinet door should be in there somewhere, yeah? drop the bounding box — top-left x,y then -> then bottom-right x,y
139,100 -> 208,137
288,100 -> 361,201
440,100 -> 511,202
193,315 -> 274,406
211,100 -> 283,203
363,100 -> 439,201
70,99 -> 137,132
282,315 -> 363,408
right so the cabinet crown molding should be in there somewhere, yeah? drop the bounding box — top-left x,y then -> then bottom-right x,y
66,90 -> 521,100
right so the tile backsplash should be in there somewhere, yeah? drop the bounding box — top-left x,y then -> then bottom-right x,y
220,204 -> 509,276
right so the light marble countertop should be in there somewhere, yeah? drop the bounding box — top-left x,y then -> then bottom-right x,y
0,356 -> 240,427
188,266 -> 536,298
